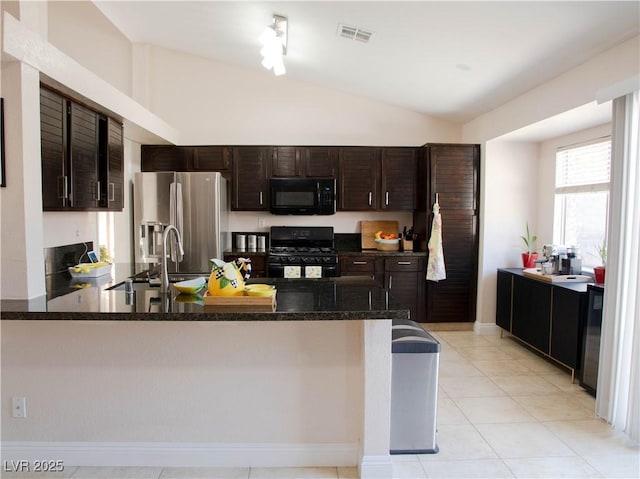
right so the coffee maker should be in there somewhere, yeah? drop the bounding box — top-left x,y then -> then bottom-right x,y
540,244 -> 582,275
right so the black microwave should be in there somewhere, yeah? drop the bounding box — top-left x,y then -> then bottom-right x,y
269,178 -> 336,215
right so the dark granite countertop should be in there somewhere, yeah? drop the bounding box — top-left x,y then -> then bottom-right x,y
222,248 -> 426,257
1,264 -> 409,321
338,250 -> 427,257
224,249 -> 268,256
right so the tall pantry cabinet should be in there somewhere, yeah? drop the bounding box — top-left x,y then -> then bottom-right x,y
414,144 -> 480,323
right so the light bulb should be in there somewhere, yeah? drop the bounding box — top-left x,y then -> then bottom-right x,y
259,26 -> 276,45
273,58 -> 286,76
261,57 -> 273,70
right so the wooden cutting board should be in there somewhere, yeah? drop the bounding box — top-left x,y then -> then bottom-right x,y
360,220 -> 399,249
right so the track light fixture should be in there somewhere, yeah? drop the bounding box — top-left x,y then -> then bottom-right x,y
260,14 -> 288,76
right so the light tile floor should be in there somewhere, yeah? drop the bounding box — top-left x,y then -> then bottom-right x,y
3,331 -> 638,479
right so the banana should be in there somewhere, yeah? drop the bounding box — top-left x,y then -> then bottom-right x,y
72,262 -> 109,273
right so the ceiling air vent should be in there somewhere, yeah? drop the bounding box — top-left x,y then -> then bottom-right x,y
338,24 -> 373,43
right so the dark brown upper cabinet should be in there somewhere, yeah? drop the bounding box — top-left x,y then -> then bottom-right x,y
68,101 -> 100,209
141,145 -> 231,173
301,147 -> 338,177
192,146 -> 231,171
40,86 -> 124,211
41,88 -> 68,210
338,147 -> 381,210
141,145 -> 192,171
271,147 -> 299,177
102,117 -> 124,210
381,147 -> 417,211
271,147 -> 338,178
232,146 -> 271,211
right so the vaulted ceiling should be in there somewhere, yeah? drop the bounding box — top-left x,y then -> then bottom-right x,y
94,1 -> 639,130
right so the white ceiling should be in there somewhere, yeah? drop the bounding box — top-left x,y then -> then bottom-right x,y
94,1 -> 639,134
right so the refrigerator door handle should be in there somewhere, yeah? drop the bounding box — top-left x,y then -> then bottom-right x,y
169,181 -> 185,263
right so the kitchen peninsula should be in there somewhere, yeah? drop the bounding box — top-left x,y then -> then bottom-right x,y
1,267 -> 406,478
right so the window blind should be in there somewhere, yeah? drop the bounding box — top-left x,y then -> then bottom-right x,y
556,139 -> 611,188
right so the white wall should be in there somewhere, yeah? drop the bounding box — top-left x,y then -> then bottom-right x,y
465,35 -> 638,330
38,0 -> 148,258
229,211 -> 413,235
47,0 -> 133,97
1,3 -> 174,294
476,141 -> 539,326
537,123 -> 612,246
2,320 -> 363,465
135,44 -> 457,239
0,1 -> 49,300
463,36 -> 639,143
474,123 -> 614,328
145,45 -> 461,146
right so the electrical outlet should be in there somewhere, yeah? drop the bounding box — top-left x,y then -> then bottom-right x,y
258,218 -> 266,228
12,396 -> 27,418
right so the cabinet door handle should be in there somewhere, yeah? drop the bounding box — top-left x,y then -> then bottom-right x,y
57,176 -> 69,199
385,191 -> 389,206
95,181 -> 101,200
108,183 -> 115,202
397,261 -> 412,265
368,191 -> 372,206
353,261 -> 368,265
259,191 -> 263,206
389,275 -> 393,289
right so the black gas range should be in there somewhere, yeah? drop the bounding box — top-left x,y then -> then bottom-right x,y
267,226 -> 339,278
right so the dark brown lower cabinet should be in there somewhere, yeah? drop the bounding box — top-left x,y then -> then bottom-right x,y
339,255 -> 425,321
384,257 -> 425,322
495,270 -> 513,331
551,287 -> 588,369
496,268 -> 589,376
339,255 -> 377,280
512,275 -> 552,353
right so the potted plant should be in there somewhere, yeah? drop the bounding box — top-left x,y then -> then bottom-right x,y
593,240 -> 606,284
520,223 -> 538,268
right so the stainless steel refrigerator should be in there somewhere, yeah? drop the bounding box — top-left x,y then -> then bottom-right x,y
134,171 -> 229,273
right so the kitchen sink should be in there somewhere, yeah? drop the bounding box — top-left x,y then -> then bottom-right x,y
107,273 -> 209,291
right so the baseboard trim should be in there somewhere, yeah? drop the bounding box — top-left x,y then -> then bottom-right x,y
473,321 -> 501,335
359,454 -> 393,479
0,441 -> 359,467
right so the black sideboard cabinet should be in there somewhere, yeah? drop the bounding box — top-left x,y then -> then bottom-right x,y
496,268 -> 589,381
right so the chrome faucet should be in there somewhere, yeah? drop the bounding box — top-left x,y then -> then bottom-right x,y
160,225 -> 184,294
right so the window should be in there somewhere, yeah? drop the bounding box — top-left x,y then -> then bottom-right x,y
554,138 -> 611,268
